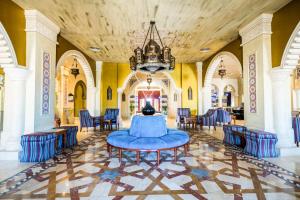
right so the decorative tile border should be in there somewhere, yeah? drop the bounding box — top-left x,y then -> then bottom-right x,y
42,52 -> 50,115
249,53 -> 257,113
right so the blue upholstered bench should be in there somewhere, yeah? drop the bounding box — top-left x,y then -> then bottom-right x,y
223,124 -> 247,147
55,126 -> 79,148
20,133 -> 56,162
107,115 -> 190,165
244,129 -> 279,158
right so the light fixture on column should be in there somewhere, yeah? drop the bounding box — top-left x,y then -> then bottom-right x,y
129,21 -> 175,73
218,57 -> 226,79
70,57 -> 79,79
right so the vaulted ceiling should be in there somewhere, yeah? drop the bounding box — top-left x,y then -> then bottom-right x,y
13,0 -> 291,63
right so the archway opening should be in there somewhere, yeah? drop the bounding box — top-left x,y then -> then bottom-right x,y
74,81 -> 87,117
204,51 -> 244,121
119,71 -> 180,127
55,55 -> 87,124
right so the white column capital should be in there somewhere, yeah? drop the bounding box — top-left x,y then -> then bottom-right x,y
270,67 -> 292,81
4,67 -> 29,80
25,9 -> 60,42
239,13 -> 273,46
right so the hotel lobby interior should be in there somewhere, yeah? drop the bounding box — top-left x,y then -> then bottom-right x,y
0,0 -> 300,199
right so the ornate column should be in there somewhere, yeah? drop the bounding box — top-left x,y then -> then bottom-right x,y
202,85 -> 212,113
95,61 -> 102,116
271,68 -> 298,155
239,13 -> 274,132
196,62 -> 203,114
24,10 -> 60,132
117,88 -> 123,127
0,68 -> 28,159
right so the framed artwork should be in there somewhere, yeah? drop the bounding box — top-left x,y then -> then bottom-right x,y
188,87 -> 193,100
42,52 -> 50,115
107,86 -> 112,100
122,93 -> 126,102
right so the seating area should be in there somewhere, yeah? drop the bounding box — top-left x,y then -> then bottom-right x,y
223,124 -> 279,158
107,115 -> 190,165
19,126 -> 78,162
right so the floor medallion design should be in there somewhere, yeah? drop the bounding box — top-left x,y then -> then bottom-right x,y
0,130 -> 299,199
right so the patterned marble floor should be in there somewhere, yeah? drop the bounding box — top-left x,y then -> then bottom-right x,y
0,130 -> 299,200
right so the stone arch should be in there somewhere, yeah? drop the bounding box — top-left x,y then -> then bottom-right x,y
203,51 -> 242,112
280,21 -> 300,69
56,50 -> 96,115
0,23 -> 18,68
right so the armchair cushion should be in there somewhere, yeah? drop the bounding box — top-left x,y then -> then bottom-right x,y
129,115 -> 167,137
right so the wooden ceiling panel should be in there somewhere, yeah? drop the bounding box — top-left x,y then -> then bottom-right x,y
13,0 -> 291,63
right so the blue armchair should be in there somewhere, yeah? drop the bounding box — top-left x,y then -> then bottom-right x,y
103,108 -> 120,130
79,110 -> 101,131
197,109 -> 218,130
176,108 -> 191,128
216,108 -> 232,125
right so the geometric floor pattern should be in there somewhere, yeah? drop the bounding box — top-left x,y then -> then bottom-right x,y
0,130 -> 300,200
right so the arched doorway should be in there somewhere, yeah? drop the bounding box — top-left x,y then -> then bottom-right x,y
118,71 -> 181,127
0,23 -> 28,153
74,81 -> 86,117
56,50 -> 96,119
55,55 -> 87,124
203,51 -> 243,113
272,21 -> 300,151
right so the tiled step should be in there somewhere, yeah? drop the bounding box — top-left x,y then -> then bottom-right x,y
0,58 -> 13,64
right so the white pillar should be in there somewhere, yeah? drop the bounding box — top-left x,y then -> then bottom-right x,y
95,61 -> 102,116
0,68 -> 28,159
196,62 -> 203,114
117,88 -> 123,126
239,13 -> 274,132
271,68 -> 299,155
294,89 -> 300,111
202,85 -> 211,113
24,10 -> 60,133
218,87 -> 223,107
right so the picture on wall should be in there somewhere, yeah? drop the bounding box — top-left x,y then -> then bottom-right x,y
107,86 -> 112,100
188,87 -> 193,100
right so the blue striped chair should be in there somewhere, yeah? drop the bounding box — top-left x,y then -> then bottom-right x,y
176,108 -> 191,128
292,117 -> 300,147
20,133 -> 56,162
216,109 -> 232,125
103,108 -> 120,130
79,110 -> 101,131
244,129 -> 279,158
223,124 -> 247,146
197,109 -> 218,130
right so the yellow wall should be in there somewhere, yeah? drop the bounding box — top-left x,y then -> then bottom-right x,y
271,0 -> 300,67
117,63 -> 131,88
100,62 -> 199,115
0,0 -> 26,66
202,38 -> 243,85
181,63 -> 198,115
101,62 -> 118,115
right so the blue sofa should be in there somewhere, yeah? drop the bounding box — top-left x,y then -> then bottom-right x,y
107,115 -> 190,165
